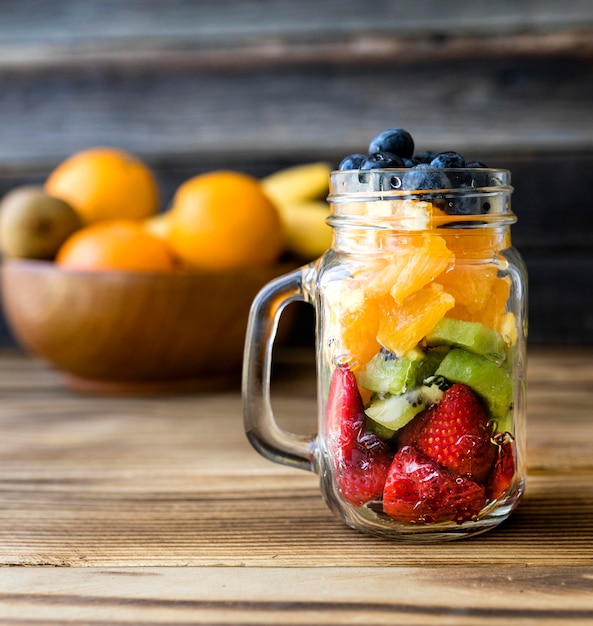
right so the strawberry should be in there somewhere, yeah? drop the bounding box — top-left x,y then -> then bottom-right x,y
327,366 -> 393,506
412,383 -> 496,483
487,436 -> 516,500
383,445 -> 486,524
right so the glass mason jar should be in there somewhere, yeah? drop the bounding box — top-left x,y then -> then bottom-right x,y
243,167 -> 527,541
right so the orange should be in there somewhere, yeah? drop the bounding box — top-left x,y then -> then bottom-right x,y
365,235 -> 454,304
56,220 -> 178,272
377,283 -> 455,357
166,171 -> 283,271
45,147 -> 159,224
436,262 -> 511,330
439,229 -> 511,260
341,294 -> 385,367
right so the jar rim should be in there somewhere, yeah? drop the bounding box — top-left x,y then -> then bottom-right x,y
328,168 -> 512,202
327,168 -> 514,228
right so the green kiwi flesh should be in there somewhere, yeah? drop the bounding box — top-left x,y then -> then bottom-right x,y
357,346 -> 448,395
364,384 -> 443,437
435,348 -> 513,422
426,317 -> 506,361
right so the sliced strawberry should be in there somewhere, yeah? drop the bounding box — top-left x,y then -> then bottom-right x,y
326,364 -> 365,447
383,445 -> 486,524
412,383 -> 496,483
487,437 -> 516,500
327,366 -> 393,506
397,406 -> 434,448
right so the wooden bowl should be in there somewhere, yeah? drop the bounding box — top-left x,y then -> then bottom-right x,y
0,259 -> 294,393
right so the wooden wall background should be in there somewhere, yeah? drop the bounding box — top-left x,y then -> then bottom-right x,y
0,0 -> 592,346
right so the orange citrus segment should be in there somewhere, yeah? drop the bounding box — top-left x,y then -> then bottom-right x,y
377,283 -> 455,357
45,147 -> 159,224
56,220 -> 179,272
436,262 -> 511,330
439,229 -> 511,260
340,294 -> 385,367
365,234 -> 454,304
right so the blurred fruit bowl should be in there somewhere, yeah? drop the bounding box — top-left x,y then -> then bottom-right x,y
0,259 -> 295,393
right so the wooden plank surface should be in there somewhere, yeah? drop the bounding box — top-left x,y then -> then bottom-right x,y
0,566 -> 592,625
0,1 -> 592,168
0,349 -> 592,625
0,348 -> 592,569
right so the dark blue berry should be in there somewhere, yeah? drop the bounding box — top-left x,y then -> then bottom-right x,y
368,128 -> 414,159
435,184 -> 493,215
402,164 -> 450,191
401,157 -> 419,167
338,153 -> 367,171
430,151 -> 466,169
359,152 -> 405,171
414,150 -> 437,164
466,160 -> 488,168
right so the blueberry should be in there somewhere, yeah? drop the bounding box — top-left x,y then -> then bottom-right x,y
359,151 -> 405,171
338,153 -> 367,171
368,128 -> 414,159
430,151 -> 466,169
436,183 -> 493,216
402,163 -> 450,191
401,157 -> 419,167
438,196 -> 477,215
414,150 -> 437,164
466,160 -> 488,168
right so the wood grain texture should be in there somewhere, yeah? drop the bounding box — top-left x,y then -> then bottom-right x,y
0,1 -> 591,168
1,55 -> 591,168
0,259 -> 294,390
0,566 -> 592,625
0,349 -> 590,567
0,349 -> 591,623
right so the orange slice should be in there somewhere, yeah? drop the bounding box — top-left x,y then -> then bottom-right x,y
365,234 -> 454,304
377,283 -> 455,357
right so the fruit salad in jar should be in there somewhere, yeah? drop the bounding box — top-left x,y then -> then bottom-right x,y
321,128 -> 525,532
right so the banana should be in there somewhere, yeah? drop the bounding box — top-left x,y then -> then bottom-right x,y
262,161 -> 333,206
262,162 -> 334,260
276,200 -> 332,260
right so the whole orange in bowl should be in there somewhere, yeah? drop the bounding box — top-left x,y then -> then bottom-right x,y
56,219 -> 179,272
45,147 -> 159,224
166,171 -> 284,271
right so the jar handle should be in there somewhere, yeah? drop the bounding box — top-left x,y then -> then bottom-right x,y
242,267 -> 316,472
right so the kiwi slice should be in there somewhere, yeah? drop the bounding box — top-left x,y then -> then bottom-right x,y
364,384 -> 443,436
357,347 -> 423,394
426,317 -> 506,361
365,416 -> 398,442
358,346 -> 448,395
435,348 -> 513,422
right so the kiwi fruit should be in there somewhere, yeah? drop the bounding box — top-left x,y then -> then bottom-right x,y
357,347 -> 424,394
426,317 -> 506,361
364,384 -> 443,437
357,346 -> 448,395
435,348 -> 513,422
0,186 -> 82,260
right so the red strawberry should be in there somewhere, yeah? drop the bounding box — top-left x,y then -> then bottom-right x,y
412,383 -> 496,483
326,364 -> 364,447
327,366 -> 393,506
397,406 -> 434,447
487,436 -> 516,500
383,445 -> 486,524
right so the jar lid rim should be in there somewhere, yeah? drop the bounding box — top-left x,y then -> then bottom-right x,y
329,168 -> 513,201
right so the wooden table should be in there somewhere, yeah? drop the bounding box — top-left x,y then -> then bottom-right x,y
0,348 -> 592,624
